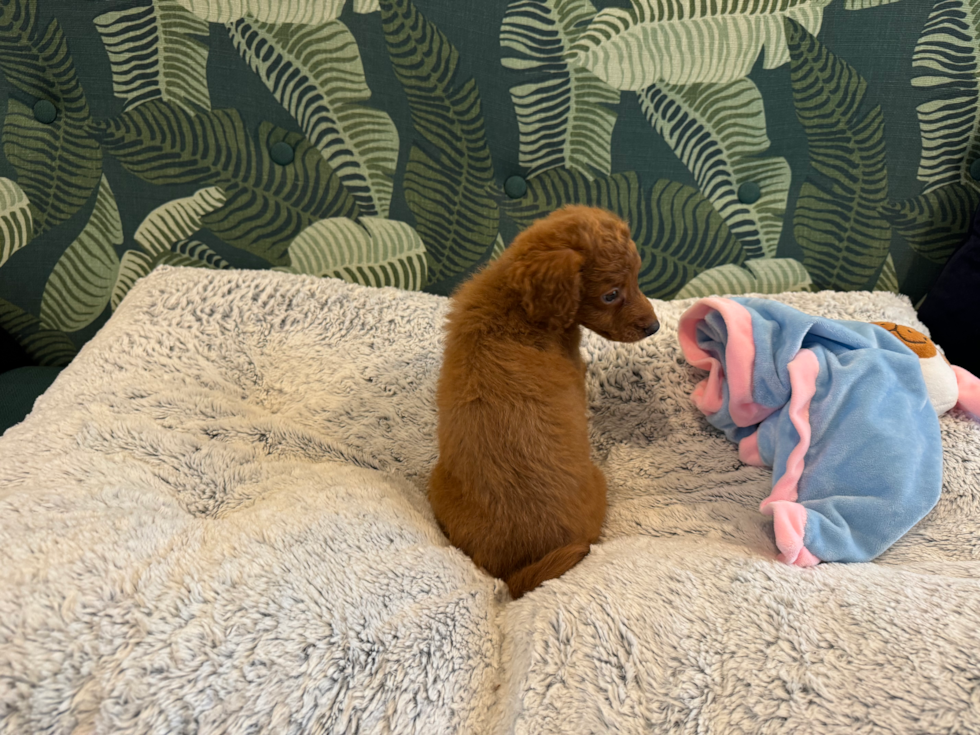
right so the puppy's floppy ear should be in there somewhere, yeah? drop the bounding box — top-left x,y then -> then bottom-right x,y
510,248 -> 584,330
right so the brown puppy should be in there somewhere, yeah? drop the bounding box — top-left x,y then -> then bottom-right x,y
429,205 -> 659,598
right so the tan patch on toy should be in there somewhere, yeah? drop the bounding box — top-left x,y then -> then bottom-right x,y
872,321 -> 941,360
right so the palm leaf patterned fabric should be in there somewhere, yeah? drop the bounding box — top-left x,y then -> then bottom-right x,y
0,0 -> 973,365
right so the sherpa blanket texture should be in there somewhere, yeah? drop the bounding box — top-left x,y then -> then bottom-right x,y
2,267 -> 980,735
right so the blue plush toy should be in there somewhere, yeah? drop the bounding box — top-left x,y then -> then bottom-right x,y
679,297 -> 980,566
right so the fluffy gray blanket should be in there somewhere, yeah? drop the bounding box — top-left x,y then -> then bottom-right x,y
2,267 -> 979,734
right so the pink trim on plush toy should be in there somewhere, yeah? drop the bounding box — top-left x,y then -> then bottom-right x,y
953,365 -> 980,421
760,349 -> 819,509
738,432 -> 766,466
761,500 -> 821,567
680,302 -> 824,569
758,349 -> 821,568
678,298 -> 776,426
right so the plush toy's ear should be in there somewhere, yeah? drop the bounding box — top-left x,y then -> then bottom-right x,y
509,248 -> 584,330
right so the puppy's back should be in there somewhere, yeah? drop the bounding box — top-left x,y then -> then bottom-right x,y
430,262 -> 597,584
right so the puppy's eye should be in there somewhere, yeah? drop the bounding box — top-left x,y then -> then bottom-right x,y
602,289 -> 620,304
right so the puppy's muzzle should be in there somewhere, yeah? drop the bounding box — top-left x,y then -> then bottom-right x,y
642,320 -> 660,337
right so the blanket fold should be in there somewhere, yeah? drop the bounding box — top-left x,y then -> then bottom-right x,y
679,296 -> 944,566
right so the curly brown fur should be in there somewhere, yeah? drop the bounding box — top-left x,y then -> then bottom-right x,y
429,205 -> 659,598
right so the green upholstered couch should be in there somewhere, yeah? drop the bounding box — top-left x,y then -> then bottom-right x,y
1,0 -> 977,429
6,5 -> 980,731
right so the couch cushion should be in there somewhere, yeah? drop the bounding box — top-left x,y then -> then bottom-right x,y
2,266 -> 979,732
0,1 -> 972,364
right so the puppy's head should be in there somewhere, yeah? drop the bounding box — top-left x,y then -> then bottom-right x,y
506,205 -> 659,341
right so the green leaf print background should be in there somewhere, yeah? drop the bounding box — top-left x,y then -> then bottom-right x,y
0,0 -> 975,367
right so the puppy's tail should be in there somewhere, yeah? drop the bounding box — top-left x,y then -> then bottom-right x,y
505,542 -> 592,599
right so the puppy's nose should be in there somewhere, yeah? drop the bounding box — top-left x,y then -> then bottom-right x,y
643,320 -> 660,337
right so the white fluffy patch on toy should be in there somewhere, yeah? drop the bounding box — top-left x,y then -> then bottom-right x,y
920,352 -> 960,415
